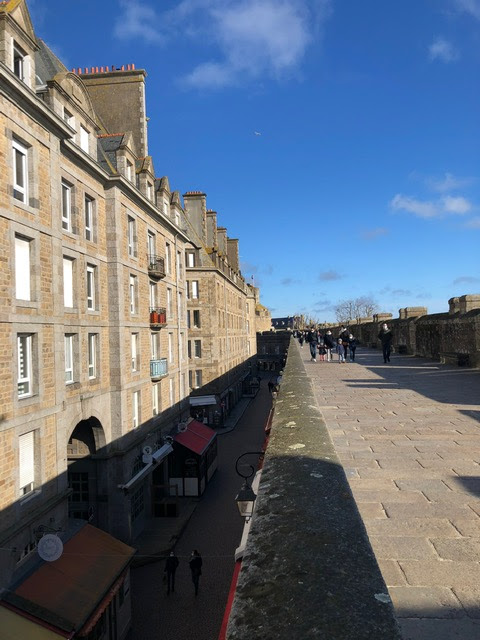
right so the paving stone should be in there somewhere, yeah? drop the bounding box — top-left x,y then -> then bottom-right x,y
356,502 -> 387,519
389,586 -> 465,618
353,490 -> 427,504
369,536 -> 436,561
366,518 -> 460,538
431,538 -> 480,562
399,560 -> 480,587
450,519 -> 480,537
377,560 -> 408,586
452,588 -> 480,619
398,618 -> 480,640
383,503 -> 476,520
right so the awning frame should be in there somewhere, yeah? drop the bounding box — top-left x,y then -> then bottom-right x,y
117,443 -> 172,492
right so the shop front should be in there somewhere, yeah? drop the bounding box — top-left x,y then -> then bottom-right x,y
169,420 -> 218,497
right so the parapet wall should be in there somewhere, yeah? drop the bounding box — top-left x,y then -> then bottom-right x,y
343,295 -> 480,368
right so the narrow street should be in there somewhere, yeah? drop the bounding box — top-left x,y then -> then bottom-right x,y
128,379 -> 272,640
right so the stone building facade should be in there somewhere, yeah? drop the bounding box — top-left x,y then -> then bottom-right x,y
0,2 -> 265,631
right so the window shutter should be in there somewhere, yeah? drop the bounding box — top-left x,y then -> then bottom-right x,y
19,431 -> 34,492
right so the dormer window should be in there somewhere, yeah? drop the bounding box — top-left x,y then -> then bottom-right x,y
79,126 -> 89,153
126,159 -> 133,182
163,200 -> 169,217
13,42 -> 28,84
147,181 -> 153,202
63,108 -> 74,128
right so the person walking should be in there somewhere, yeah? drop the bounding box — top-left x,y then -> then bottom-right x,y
189,549 -> 203,596
348,334 -> 358,361
306,327 -> 318,362
336,338 -> 345,363
378,323 -> 393,363
324,330 -> 335,362
164,551 -> 179,595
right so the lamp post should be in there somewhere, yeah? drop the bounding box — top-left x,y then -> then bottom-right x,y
235,451 -> 264,521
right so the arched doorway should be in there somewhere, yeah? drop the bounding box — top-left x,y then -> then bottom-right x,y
67,417 -> 105,527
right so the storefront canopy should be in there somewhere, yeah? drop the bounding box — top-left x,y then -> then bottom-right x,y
174,420 -> 216,456
189,395 -> 217,406
0,524 -> 135,636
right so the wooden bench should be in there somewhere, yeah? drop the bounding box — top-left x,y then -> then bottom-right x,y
439,351 -> 470,367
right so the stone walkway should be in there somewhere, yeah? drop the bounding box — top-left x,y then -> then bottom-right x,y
302,342 -> 480,640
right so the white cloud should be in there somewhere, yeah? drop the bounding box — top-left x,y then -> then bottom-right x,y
390,194 -> 473,219
361,227 -> 389,240
114,0 -> 332,88
114,1 -> 164,44
390,194 -> 439,219
441,195 -> 471,214
453,0 -> 480,20
464,217 -> 480,228
427,172 -> 475,192
428,37 -> 459,63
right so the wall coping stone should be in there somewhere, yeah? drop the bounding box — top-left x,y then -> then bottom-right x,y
226,339 -> 402,639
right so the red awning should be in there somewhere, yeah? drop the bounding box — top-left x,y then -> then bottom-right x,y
174,420 -> 216,456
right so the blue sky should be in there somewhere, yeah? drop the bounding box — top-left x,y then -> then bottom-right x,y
29,0 -> 480,321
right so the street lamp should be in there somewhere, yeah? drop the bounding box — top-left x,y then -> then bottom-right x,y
235,451 -> 264,520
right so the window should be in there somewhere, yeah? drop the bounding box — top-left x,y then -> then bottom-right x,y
194,370 -> 202,388
178,292 -> 183,322
164,200 -> 169,217
79,126 -> 89,153
85,196 -> 94,241
180,332 -> 185,361
19,431 -> 35,496
151,332 -> 159,360
88,333 -> 97,379
186,310 -> 191,329
147,231 -> 156,257
17,334 -> 32,397
15,236 -> 31,300
152,383 -> 160,416
147,181 -> 154,201
13,42 -> 28,83
191,281 -> 199,299
188,370 -> 193,389
131,333 -> 139,371
165,243 -> 171,274
167,288 -> 172,319
61,180 -> 72,231
194,340 -> 202,358
169,379 -> 174,406
149,282 -> 156,309
186,251 -> 195,268
12,139 -> 28,203
131,485 -> 144,521
86,265 -> 96,310
187,340 -> 192,359
176,250 -> 183,279
193,310 -> 201,328
63,107 -> 74,127
69,472 -> 89,502
126,159 -> 133,182
65,334 -> 75,384
168,333 -> 173,363
129,275 -> 137,314
63,257 -> 74,308
127,216 -> 136,257
132,391 -> 140,428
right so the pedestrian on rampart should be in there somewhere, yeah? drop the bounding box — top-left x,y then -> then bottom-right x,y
336,338 -> 345,363
164,551 -> 179,595
306,327 -> 318,362
324,330 -> 335,362
378,323 -> 393,363
348,334 -> 358,362
189,549 -> 203,596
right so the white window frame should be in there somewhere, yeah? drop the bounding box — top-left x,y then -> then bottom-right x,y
168,333 -> 173,364
15,235 -> 31,300
129,275 -> 137,314
176,250 -> 183,279
79,125 -> 89,153
17,334 -> 32,398
165,243 -> 171,274
149,281 -> 156,309
85,195 -> 94,241
131,333 -> 139,372
193,310 -> 201,328
152,383 -> 160,416
127,216 -> 136,257
194,370 -> 202,389
12,139 -> 28,204
132,391 -> 140,428
169,379 -> 174,406
186,251 -> 195,268
61,180 -> 72,232
65,334 -> 75,384
13,41 -> 28,84
19,431 -> 35,496
63,257 -> 74,308
147,231 -> 156,257
167,288 -> 172,319
88,333 -> 97,379
194,339 -> 202,358
126,159 -> 133,182
147,181 -> 153,202
86,264 -> 96,310
151,332 -> 159,360
191,281 -> 199,299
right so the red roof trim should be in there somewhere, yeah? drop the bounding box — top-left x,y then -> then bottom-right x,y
174,420 -> 216,456
0,601 -> 74,638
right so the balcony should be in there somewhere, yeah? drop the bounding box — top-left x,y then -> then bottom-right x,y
150,358 -> 168,381
148,255 -> 166,280
150,307 -> 167,330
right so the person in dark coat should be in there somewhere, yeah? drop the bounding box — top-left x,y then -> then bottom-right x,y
164,551 -> 179,595
378,323 -> 393,363
324,330 -> 335,362
306,327 -> 318,362
348,334 -> 358,361
189,549 -> 203,596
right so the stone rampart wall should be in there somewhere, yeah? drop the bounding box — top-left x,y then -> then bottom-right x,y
335,295 -> 480,368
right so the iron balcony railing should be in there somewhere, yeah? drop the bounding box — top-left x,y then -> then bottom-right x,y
150,358 -> 168,380
147,255 -> 166,279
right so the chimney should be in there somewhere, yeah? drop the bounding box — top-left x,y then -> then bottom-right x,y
206,210 -> 217,248
217,227 -> 227,255
78,65 -> 148,157
183,192 -> 207,245
227,238 -> 239,271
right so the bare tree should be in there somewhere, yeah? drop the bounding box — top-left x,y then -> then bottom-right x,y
355,296 -> 379,318
334,296 -> 379,324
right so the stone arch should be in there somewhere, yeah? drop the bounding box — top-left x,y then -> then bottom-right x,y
67,416 -> 106,456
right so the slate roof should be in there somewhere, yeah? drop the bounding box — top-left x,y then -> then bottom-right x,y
97,134 -> 125,174
35,38 -> 67,85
